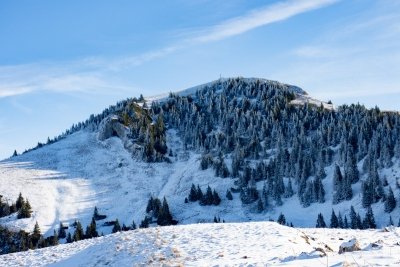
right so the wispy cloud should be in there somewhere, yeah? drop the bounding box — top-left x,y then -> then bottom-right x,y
111,0 -> 339,69
274,2 -> 400,108
0,0 -> 338,98
190,0 -> 339,43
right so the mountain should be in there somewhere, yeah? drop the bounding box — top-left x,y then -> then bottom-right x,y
1,77 -> 400,255
2,221 -> 399,266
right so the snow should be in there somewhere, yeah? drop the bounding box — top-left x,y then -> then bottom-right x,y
2,221 -> 400,266
1,125 -> 400,238
290,93 -> 335,110
1,77 -> 400,264
145,77 -> 307,103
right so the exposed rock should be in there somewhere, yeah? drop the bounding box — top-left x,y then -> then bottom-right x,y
98,115 -> 127,141
339,238 -> 361,254
98,115 -> 140,156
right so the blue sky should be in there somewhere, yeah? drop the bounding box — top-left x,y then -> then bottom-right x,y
1,0 -> 400,159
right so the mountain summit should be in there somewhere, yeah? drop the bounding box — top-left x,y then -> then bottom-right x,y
0,77 -> 399,255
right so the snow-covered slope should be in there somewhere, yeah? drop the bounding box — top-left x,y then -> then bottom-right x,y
0,128 -> 259,236
1,125 -> 400,238
2,77 -> 400,264
2,221 -> 400,267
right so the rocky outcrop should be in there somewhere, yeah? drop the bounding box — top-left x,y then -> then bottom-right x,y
98,115 -> 127,141
98,115 -> 142,156
339,238 -> 361,254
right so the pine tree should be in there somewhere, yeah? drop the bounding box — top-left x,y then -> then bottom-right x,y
32,222 -> 41,246
188,184 -> 198,202
73,221 -> 84,242
363,207 -> 376,229
197,185 -> 203,201
157,197 -> 174,226
16,193 -> 24,210
146,196 -> 154,213
52,230 -> 59,246
277,213 -> 286,225
66,232 -> 73,243
316,213 -> 326,228
332,164 -> 344,204
132,220 -> 137,230
93,206 -> 99,219
356,213 -> 363,229
112,219 -> 121,233
58,222 -> 66,239
212,190 -> 221,206
140,216 -> 150,228
362,181 -> 373,208
345,148 -> 359,184
88,217 -> 98,238
201,186 -> 214,205
384,187 -> 396,213
330,210 -> 339,228
349,206 -> 358,229
344,215 -> 349,229
213,216 -> 218,223
338,212 -> 344,228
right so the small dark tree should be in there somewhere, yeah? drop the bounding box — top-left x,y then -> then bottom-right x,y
226,190 -> 233,200
197,185 -> 204,201
52,230 -> 59,246
330,210 -> 339,228
157,197 -> 174,226
18,199 -> 32,219
363,207 -> 376,229
32,222 -> 42,246
338,212 -> 344,228
73,221 -> 84,242
277,213 -> 286,225
87,217 -> 98,238
344,215 -> 349,229
188,184 -> 198,202
16,193 -> 24,210
316,213 -> 326,228
384,187 -> 396,213
146,197 -> 154,213
349,206 -> 358,229
112,219 -> 121,233
66,232 -> 73,243
58,222 -> 66,239
212,190 -> 221,206
200,186 -> 214,206
140,216 -> 150,228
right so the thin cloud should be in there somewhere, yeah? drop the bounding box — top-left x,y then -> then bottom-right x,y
191,0 -> 339,43
276,0 -> 400,107
0,0 -> 339,98
112,0 -> 339,69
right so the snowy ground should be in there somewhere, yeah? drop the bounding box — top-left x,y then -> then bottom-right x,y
1,221 -> 400,267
